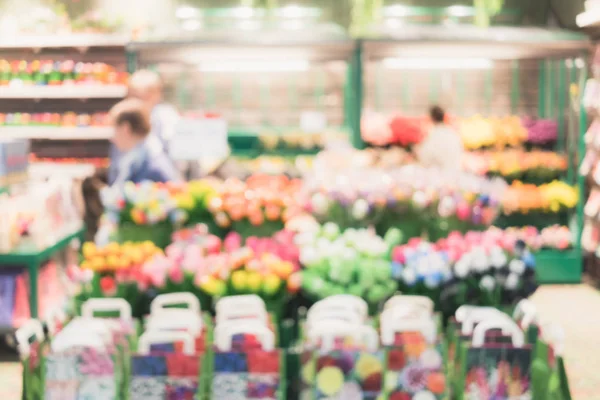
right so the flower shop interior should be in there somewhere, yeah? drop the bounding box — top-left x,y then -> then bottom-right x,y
4,0 -> 600,399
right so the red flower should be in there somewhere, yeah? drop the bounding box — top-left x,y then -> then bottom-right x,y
99,276 -> 116,296
389,391 -> 411,400
387,349 -> 407,371
246,350 -> 279,374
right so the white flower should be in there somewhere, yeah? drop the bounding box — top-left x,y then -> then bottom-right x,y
472,254 -> 489,273
491,251 -> 507,269
412,191 -> 429,209
310,192 -> 330,215
505,273 -> 520,290
438,196 -> 456,218
322,222 -> 340,240
480,276 -> 496,291
293,232 -> 315,247
454,259 -> 470,278
299,247 -> 319,267
402,268 -> 417,286
416,258 -> 431,277
509,259 -> 526,275
351,199 -> 370,220
419,349 -> 443,370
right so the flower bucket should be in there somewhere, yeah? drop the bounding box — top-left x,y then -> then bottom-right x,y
115,222 -> 174,249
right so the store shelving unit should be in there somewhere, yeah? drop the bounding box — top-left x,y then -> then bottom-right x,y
0,34 -> 127,163
357,23 -> 590,284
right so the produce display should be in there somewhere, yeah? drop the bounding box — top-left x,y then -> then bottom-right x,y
29,155 -> 110,168
0,60 -> 127,87
258,129 -> 346,152
0,112 -> 108,127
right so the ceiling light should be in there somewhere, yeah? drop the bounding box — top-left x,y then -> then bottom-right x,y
382,57 -> 493,70
199,60 -> 310,73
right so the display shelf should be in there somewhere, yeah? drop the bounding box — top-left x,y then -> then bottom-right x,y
0,226 -> 84,319
29,162 -> 96,179
535,249 -> 583,284
0,126 -> 112,140
0,85 -> 127,99
0,34 -> 128,50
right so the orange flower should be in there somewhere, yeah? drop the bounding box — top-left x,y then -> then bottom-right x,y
426,372 -> 446,394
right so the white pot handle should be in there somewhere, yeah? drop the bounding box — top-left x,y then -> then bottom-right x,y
307,298 -> 366,322
16,320 -> 45,358
81,298 -> 132,322
216,305 -> 269,326
380,304 -> 429,328
380,317 -> 437,346
384,295 -> 434,315
306,308 -> 362,329
138,330 -> 195,355
455,305 -> 482,323
307,321 -> 373,350
150,293 -> 201,315
214,319 -> 267,342
216,295 -> 265,315
472,319 -> 524,348
461,309 -> 511,335
215,323 -> 275,352
146,309 -> 203,335
513,299 -> 537,329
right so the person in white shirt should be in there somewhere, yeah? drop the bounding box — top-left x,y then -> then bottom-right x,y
415,106 -> 464,172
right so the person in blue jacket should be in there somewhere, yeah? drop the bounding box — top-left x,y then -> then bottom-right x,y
108,70 -> 181,185
109,98 -> 180,186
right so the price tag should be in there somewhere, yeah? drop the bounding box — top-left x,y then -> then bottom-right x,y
300,111 -> 327,133
170,118 -> 229,161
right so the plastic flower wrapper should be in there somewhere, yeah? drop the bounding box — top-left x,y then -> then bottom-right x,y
297,224 -> 402,312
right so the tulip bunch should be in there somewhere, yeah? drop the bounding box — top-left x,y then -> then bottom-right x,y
73,241 -> 164,314
296,223 -> 403,307
305,165 -> 506,239
392,232 -> 537,316
459,116 -> 529,150
207,174 -> 305,238
463,150 -> 568,183
141,225 -> 301,312
101,181 -> 187,226
501,181 -> 578,215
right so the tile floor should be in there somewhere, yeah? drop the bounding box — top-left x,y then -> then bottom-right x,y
1,284 -> 599,400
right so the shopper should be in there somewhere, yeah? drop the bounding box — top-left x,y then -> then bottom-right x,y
109,98 -> 180,186
415,105 -> 464,171
109,69 -> 181,184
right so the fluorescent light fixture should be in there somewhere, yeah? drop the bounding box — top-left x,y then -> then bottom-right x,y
231,6 -> 255,18
199,60 -> 310,73
447,5 -> 473,17
382,57 -> 493,70
176,6 -> 199,19
384,5 -> 410,17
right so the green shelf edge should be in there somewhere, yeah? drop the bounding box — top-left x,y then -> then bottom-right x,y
535,248 -> 582,284
0,227 -> 84,265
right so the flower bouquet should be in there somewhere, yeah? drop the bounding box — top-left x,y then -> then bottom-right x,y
463,150 -> 568,184
72,241 -> 163,317
142,225 -> 301,316
522,117 -> 558,148
392,230 -> 538,318
178,179 -> 224,234
296,223 -> 403,313
497,181 -> 577,229
207,174 -> 304,238
100,181 -> 187,248
459,116 -> 527,150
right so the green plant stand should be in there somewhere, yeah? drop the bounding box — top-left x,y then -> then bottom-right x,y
0,227 -> 85,320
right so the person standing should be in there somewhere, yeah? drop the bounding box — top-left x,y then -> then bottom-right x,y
415,106 -> 464,171
109,70 -> 181,184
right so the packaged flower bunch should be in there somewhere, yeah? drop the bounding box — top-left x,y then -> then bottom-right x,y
392,232 -> 537,318
71,241 -> 163,316
501,225 -> 572,251
522,117 -> 558,146
459,116 -> 527,150
361,112 -> 425,148
100,181 -> 187,248
296,222 -> 404,312
207,174 -> 305,238
463,150 -> 568,184
498,181 -> 577,229
142,225 -> 301,315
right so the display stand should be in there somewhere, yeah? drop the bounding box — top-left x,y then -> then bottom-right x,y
0,227 -> 84,324
355,25 -> 589,284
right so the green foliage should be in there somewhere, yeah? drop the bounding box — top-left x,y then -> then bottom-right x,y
474,0 -> 505,27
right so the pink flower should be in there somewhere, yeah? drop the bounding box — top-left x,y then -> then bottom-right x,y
224,232 -> 242,252
169,265 -> 184,284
